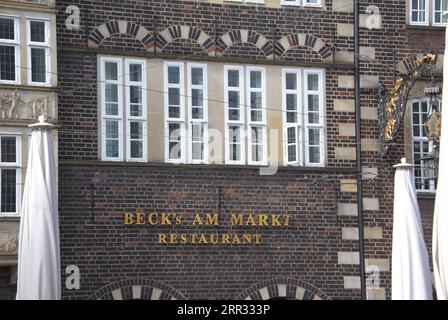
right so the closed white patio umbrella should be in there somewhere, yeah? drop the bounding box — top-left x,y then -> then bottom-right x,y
392,158 -> 433,300
16,115 -> 60,300
432,11 -> 448,300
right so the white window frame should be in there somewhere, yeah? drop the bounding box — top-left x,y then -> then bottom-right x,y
282,68 -> 303,166
0,134 -> 21,216
125,59 -> 147,162
304,69 -> 325,167
225,0 -> 266,3
0,15 -> 20,85
433,0 -> 448,26
411,98 -> 438,193
303,0 -> 322,7
100,57 -> 124,161
164,61 -> 186,164
187,63 -> 208,164
409,0 -> 430,26
224,65 -> 246,165
246,66 -> 267,166
281,0 -> 301,6
26,18 -> 51,86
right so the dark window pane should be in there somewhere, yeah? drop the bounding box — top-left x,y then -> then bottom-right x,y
228,70 -> 239,87
130,141 -> 143,159
168,66 -> 180,84
105,62 -> 118,80
129,64 -> 142,82
30,21 -> 45,43
1,137 -> 16,163
1,169 -> 17,213
250,71 -> 262,88
191,67 -> 203,85
285,73 -> 297,90
31,48 -> 46,83
0,45 -> 16,81
0,18 -> 15,40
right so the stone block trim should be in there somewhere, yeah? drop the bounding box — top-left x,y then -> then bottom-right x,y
236,277 -> 330,300
217,29 -> 274,58
274,33 -> 333,62
363,198 -> 380,211
367,288 -> 386,300
340,179 -> 357,193
343,276 -> 361,289
335,147 -> 356,161
338,252 -> 360,265
89,278 -> 186,300
337,203 -> 358,216
88,20 -> 153,49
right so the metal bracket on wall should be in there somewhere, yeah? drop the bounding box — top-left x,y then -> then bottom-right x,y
379,53 -> 437,157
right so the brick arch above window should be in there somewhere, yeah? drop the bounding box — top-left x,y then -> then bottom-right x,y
88,21 -> 154,50
275,34 -> 333,62
216,29 -> 274,58
89,278 -> 186,300
155,25 -> 215,55
236,277 -> 330,300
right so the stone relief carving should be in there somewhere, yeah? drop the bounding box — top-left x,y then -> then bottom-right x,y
0,89 -> 56,120
0,234 -> 18,255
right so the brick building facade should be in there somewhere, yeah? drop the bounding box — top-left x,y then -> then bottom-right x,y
0,0 -> 444,300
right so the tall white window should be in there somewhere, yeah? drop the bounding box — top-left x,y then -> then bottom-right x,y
0,16 -> 19,84
0,135 -> 21,215
164,62 -> 185,163
410,0 -> 429,25
224,66 -> 245,165
100,57 -> 147,162
188,63 -> 208,164
283,68 -> 325,167
411,99 -> 439,192
27,19 -> 50,85
125,59 -> 147,161
247,67 -> 267,165
433,0 -> 448,25
283,69 -> 302,165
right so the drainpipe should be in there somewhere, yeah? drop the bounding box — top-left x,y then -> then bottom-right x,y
354,0 -> 366,300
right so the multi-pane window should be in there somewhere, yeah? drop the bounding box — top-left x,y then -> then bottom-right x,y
283,68 -> 325,167
281,0 -> 321,5
165,62 -> 185,163
410,0 -> 429,24
100,57 -> 147,162
224,66 -> 266,165
0,135 -> 20,215
433,0 -> 448,25
247,67 -> 267,165
411,99 -> 440,192
224,66 -> 245,164
188,64 -> 208,164
226,0 -> 266,4
27,19 -> 50,85
0,16 -> 19,84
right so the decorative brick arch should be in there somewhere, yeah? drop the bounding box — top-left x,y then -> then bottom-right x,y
88,21 -> 153,50
236,277 -> 330,300
275,34 -> 333,62
217,29 -> 274,58
155,25 -> 215,55
89,278 -> 186,300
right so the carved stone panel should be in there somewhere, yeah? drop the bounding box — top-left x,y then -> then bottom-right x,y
0,89 -> 57,121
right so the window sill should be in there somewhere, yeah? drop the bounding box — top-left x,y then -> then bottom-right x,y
0,215 -> 20,221
406,24 -> 447,31
60,159 -> 355,173
417,192 -> 436,200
